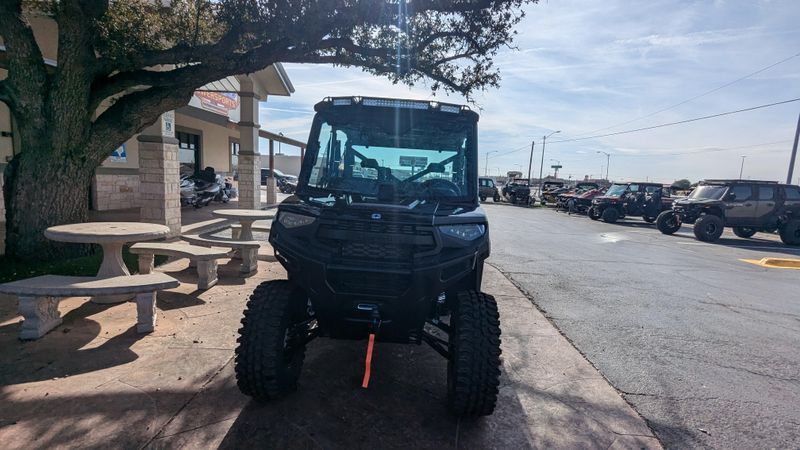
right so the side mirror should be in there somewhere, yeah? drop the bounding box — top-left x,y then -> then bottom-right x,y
360,158 -> 380,169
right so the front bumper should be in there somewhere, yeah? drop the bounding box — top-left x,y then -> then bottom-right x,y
270,219 -> 490,342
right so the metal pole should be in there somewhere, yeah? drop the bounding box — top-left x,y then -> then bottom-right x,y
606,153 -> 610,180
527,140 -> 535,183
787,113 -> 800,184
739,155 -> 746,179
538,137 -> 547,195
485,152 -> 489,176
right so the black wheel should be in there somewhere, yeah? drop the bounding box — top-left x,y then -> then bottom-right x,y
693,215 -> 724,242
447,290 -> 502,417
480,196 -> 487,202
732,227 -> 757,239
779,219 -> 800,245
601,207 -> 619,223
656,211 -> 681,235
588,207 -> 600,220
235,280 -> 308,402
493,195 -> 501,202
643,215 -> 656,223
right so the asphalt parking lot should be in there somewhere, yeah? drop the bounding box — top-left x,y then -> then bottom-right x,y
484,201 -> 800,449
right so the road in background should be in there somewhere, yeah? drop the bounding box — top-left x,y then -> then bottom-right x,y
485,202 -> 800,449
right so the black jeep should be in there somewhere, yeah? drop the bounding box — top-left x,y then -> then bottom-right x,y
588,182 -> 672,223
479,177 -> 501,202
656,179 -> 800,244
234,97 -> 502,417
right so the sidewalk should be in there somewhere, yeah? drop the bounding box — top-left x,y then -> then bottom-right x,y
0,250 -> 660,449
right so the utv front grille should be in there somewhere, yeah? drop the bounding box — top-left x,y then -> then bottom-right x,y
341,242 -> 412,260
317,220 -> 436,261
327,269 -> 410,296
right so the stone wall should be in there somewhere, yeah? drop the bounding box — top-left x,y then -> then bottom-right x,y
92,173 -> 140,211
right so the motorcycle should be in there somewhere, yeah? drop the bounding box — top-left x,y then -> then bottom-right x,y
277,177 -> 296,194
181,167 -> 235,208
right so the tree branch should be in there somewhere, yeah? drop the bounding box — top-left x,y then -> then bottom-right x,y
0,80 -> 11,105
0,0 -> 48,122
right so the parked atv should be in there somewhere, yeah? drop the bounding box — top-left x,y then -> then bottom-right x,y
539,181 -> 565,205
502,179 -> 532,205
588,182 -> 672,223
657,179 -> 800,244
555,182 -> 600,212
235,97 -> 501,417
479,177 -> 502,202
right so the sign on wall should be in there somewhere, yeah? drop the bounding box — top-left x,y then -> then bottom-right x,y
190,92 -> 241,122
110,143 -> 126,162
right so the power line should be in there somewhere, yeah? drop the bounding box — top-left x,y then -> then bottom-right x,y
572,51 -> 800,137
550,97 -> 800,144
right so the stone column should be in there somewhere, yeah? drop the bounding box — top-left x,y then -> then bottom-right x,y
238,78 -> 262,209
138,111 -> 181,237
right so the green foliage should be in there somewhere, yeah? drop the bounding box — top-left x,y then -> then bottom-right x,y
672,179 -> 692,189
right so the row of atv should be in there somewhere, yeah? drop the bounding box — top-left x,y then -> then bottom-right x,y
556,179 -> 800,246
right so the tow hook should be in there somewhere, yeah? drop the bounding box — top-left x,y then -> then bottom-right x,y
361,307 -> 381,388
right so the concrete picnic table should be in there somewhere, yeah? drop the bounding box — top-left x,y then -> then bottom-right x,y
44,222 -> 170,304
211,209 -> 275,240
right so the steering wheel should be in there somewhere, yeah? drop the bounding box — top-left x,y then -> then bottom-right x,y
422,178 -> 461,197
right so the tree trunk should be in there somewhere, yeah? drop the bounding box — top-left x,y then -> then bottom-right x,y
4,142 -> 95,261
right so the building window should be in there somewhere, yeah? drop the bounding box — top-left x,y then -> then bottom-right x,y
230,139 -> 240,180
177,131 -> 201,177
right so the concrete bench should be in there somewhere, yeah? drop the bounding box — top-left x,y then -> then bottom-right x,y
181,234 -> 261,275
130,242 -> 230,289
0,273 -> 179,340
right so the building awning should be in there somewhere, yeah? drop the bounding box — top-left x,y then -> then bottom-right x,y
197,63 -> 294,98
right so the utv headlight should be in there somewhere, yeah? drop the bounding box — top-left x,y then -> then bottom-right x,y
278,212 -> 315,229
439,224 -> 486,240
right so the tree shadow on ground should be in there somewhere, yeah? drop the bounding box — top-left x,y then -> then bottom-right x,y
0,299 -> 141,385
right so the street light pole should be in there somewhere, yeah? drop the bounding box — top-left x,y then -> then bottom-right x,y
538,130 -> 561,196
739,155 -> 747,179
596,151 -> 610,181
485,150 -> 498,176
787,113 -> 800,184
527,140 -> 535,183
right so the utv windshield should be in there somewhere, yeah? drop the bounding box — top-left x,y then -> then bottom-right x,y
300,104 -> 476,204
690,185 -> 727,200
604,184 -> 628,197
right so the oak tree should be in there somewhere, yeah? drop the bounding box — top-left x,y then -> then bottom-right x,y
0,0 -> 532,259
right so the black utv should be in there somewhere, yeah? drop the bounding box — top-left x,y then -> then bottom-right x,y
588,182 -> 672,223
502,179 -> 532,205
656,179 -> 800,244
235,97 -> 502,417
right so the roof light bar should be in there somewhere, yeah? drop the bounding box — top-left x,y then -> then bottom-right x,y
362,98 -> 429,110
439,104 -> 461,114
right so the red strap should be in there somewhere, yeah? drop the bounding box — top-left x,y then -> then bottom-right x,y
361,333 -> 376,388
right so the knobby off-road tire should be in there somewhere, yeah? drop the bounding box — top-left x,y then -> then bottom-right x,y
447,290 -> 502,418
235,280 -> 307,402
601,207 -> 619,223
779,219 -> 800,245
588,207 -> 600,220
494,195 -> 501,202
656,211 -> 681,235
732,227 -> 757,239
693,214 -> 724,242
480,196 -> 487,202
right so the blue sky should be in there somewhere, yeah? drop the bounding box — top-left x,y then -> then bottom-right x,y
260,0 -> 800,184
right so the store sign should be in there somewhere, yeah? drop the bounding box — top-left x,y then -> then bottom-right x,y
110,143 -> 126,163
399,156 -> 428,168
190,92 -> 240,122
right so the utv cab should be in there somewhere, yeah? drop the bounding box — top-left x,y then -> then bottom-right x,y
539,181 -> 566,205
502,178 -> 532,205
656,179 -> 800,244
588,182 -> 672,223
235,97 -> 502,417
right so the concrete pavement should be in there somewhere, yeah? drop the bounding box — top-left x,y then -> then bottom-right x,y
485,202 -> 800,449
0,244 -> 658,448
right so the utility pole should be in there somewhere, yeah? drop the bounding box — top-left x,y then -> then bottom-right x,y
538,130 -> 560,196
787,113 -> 800,184
739,155 -> 747,179
527,140 -> 535,183
597,151 -> 610,181
485,150 -> 498,176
